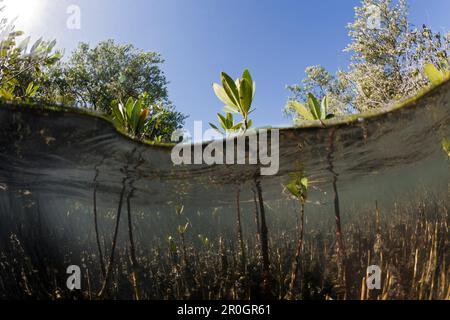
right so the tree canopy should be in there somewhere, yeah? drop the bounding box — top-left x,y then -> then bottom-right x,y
45,40 -> 170,113
0,7 -> 186,144
1,0 -> 449,135
43,40 -> 187,142
0,8 -> 61,101
287,0 -> 450,120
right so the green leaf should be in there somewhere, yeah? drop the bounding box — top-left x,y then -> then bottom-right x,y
221,72 -> 240,109
175,204 -> 184,216
130,101 -> 142,133
125,97 -> 135,119
0,88 -> 14,100
300,177 -> 308,188
424,63 -> 444,85
30,84 -> 39,97
209,123 -> 221,132
238,78 -> 253,114
25,82 -> 39,97
242,69 -> 253,85
35,64 -> 42,78
118,101 -> 126,118
288,101 -> 315,121
47,39 -> 57,53
223,105 -> 240,114
286,183 -> 299,198
17,36 -> 30,52
307,93 -> 321,119
30,38 -> 43,54
177,222 -> 189,235
231,123 -> 243,131
26,83 -> 33,93
111,102 -> 126,127
213,83 -> 238,108
217,113 -> 228,129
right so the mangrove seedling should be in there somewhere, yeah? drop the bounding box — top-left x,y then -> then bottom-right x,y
111,92 -> 163,139
177,222 -> 189,236
212,69 -> 256,133
326,128 -> 347,292
288,92 -> 341,265
175,204 -> 184,216
167,236 -> 179,266
284,171 -> 308,299
177,222 -> 190,267
287,93 -> 335,123
285,172 -> 308,203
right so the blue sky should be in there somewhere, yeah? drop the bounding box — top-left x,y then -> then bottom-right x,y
7,0 -> 450,132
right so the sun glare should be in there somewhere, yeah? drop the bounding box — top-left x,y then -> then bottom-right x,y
2,0 -> 43,30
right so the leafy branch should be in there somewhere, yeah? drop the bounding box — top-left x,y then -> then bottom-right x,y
211,69 -> 256,135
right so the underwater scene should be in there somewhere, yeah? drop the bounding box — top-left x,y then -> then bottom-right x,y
0,79 -> 448,300
1,0 -> 450,306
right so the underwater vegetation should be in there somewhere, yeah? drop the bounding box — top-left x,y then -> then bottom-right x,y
0,190 -> 448,300
0,74 -> 449,300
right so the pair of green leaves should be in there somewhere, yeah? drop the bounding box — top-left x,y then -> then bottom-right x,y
25,82 -> 39,98
175,204 -> 184,216
177,222 -> 189,235
112,95 -> 153,138
285,172 -> 308,203
212,69 -> 256,133
424,62 -> 450,86
209,112 -> 247,134
287,93 -> 335,122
